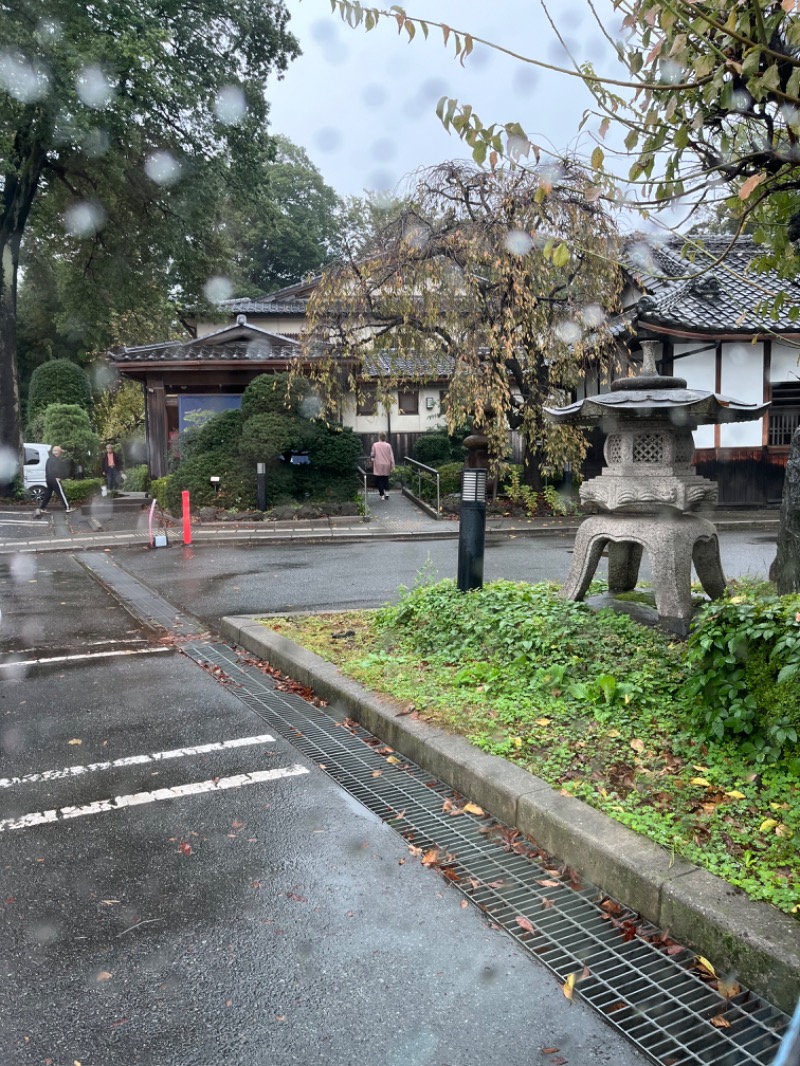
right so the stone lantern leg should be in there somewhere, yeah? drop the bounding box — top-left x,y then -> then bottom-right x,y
544,339 -> 769,637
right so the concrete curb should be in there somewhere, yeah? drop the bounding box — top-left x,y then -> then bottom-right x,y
220,613 -> 800,1014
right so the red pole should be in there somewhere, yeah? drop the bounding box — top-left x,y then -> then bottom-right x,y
182,490 -> 191,545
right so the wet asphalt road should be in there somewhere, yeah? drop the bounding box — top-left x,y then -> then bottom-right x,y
117,527 -> 778,619
0,548 -> 652,1066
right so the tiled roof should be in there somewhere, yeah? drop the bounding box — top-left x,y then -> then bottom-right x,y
110,324 -> 300,365
622,235 -> 800,335
215,298 -> 307,315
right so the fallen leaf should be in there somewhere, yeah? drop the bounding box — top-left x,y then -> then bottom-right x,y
421,848 -> 440,866
68,739 -> 82,746
537,879 -> 561,888
690,777 -> 711,787
563,973 -> 576,1000
515,915 -> 535,935
96,971 -> 113,981
535,718 -> 552,727
696,956 -> 717,978
541,1048 -> 559,1055
386,755 -> 401,765
460,900 -> 469,909
718,976 -> 741,999
463,802 -> 485,816
630,739 -> 645,753
711,1014 -> 731,1028
178,841 -> 192,856
725,790 -> 746,800
371,770 -> 383,778
760,818 -> 778,833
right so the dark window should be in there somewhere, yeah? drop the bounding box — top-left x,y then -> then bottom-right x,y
398,389 -> 419,415
768,382 -> 800,446
357,387 -> 377,416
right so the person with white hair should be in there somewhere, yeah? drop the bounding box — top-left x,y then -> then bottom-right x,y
35,446 -> 72,517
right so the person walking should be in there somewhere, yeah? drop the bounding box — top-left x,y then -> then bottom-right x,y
369,432 -> 395,501
35,446 -> 71,516
102,443 -> 124,493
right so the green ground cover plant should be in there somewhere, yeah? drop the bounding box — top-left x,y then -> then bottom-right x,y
260,579 -> 800,917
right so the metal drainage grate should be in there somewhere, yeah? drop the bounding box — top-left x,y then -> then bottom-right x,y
187,639 -> 788,1066
79,556 -> 791,1066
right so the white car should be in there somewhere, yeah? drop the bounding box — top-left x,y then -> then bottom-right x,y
23,442 -> 50,502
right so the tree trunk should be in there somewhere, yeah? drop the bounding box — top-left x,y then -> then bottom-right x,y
1,131 -> 47,470
770,426 -> 800,594
0,228 -> 23,465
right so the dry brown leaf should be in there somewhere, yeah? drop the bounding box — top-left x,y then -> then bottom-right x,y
96,971 -> 113,981
711,1014 -> 731,1029
515,915 -> 535,935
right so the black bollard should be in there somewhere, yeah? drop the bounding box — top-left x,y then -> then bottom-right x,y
457,467 -> 487,591
257,461 -> 267,511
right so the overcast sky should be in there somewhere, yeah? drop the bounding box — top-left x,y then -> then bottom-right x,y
267,0 -> 625,200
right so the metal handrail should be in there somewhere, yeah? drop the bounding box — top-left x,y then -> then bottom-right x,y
356,463 -> 369,515
402,456 -> 441,514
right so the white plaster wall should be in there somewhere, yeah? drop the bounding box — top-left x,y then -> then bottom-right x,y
771,342 -> 800,384
675,343 -> 716,449
342,390 -> 447,435
719,341 -> 764,447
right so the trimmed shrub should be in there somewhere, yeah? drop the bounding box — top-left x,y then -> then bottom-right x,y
27,360 -> 93,427
150,476 -> 170,512
239,412 -> 306,464
62,478 -> 104,505
166,452 -> 257,512
123,464 -> 150,492
42,404 -> 100,474
435,462 -> 465,497
306,424 -> 361,474
180,409 -> 243,463
414,430 -> 461,467
241,373 -> 310,420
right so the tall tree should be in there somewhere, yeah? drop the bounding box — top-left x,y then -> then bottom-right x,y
0,0 -> 299,463
230,136 -> 342,294
304,160 -> 621,481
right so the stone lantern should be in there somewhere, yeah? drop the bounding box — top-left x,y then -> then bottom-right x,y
544,341 -> 768,635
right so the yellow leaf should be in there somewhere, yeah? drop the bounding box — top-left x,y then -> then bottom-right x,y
535,718 -> 552,727
738,172 -> 768,200
463,802 -> 485,816
691,777 -> 711,787
760,818 -> 778,833
563,972 -> 576,1000
696,956 -> 717,978
693,765 -> 709,772
386,755 -> 401,765
591,145 -> 605,170
724,790 -> 746,800
68,739 -> 82,746
511,736 -> 523,749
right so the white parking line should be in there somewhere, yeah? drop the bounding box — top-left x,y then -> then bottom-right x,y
0,733 -> 277,788
0,765 -> 311,833
0,647 -> 172,670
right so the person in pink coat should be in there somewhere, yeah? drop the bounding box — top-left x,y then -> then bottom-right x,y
370,433 -> 395,501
